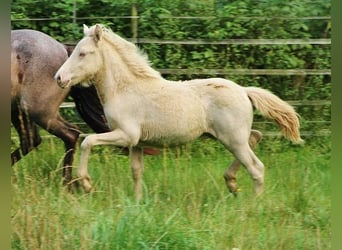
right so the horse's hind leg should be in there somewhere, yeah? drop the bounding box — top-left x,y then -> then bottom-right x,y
130,147 -> 144,201
11,106 -> 42,165
238,145 -> 265,196
224,130 -> 262,195
11,124 -> 41,164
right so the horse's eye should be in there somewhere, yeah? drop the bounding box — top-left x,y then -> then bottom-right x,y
79,52 -> 86,57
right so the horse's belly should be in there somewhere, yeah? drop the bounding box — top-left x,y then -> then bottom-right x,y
139,133 -> 202,147
139,121 -> 206,147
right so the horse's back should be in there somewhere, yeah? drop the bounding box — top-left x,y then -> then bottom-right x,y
185,78 -> 252,114
184,78 -> 254,137
11,29 -> 67,60
11,29 -> 69,113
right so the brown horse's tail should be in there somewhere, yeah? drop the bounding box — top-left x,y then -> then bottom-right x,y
246,87 -> 304,144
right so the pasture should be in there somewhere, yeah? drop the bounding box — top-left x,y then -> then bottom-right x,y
11,133 -> 331,249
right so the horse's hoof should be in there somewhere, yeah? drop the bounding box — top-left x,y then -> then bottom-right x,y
81,178 -> 93,192
83,183 -> 93,192
230,188 -> 240,197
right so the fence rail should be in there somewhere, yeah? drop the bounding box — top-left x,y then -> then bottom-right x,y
60,99 -> 331,109
158,69 -> 331,76
130,38 -> 331,45
11,15 -> 331,22
63,38 -> 331,46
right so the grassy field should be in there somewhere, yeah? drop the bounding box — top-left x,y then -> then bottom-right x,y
11,135 -> 331,249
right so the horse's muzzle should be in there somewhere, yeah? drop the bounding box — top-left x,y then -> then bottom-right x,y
54,73 -> 69,89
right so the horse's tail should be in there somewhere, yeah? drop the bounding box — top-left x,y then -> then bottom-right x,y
245,87 -> 304,144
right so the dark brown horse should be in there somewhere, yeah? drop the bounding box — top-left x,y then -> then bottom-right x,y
11,29 -> 158,185
11,29 -> 77,184
11,29 -> 111,184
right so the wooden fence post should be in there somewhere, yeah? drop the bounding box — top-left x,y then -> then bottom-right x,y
131,3 -> 138,43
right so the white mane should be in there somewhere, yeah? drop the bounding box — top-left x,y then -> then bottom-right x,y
87,24 -> 161,80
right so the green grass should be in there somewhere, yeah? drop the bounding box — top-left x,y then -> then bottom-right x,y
11,136 -> 331,249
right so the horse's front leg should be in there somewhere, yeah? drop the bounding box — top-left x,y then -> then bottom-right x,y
77,129 -> 134,192
130,147 -> 144,201
224,129 -> 262,196
38,116 -> 80,187
77,136 -> 93,192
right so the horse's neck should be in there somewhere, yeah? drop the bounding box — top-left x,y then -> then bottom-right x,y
94,60 -> 162,105
93,78 -> 115,106
94,41 -> 165,105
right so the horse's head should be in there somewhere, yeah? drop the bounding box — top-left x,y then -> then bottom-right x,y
55,24 -> 104,89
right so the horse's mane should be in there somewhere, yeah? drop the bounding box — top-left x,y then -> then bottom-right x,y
88,24 -> 161,80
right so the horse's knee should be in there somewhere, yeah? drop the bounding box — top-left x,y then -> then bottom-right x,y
64,132 -> 80,148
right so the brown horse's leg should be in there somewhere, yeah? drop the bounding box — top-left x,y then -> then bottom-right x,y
61,133 -> 80,186
224,129 -> 262,196
39,116 -> 80,186
11,106 -> 42,165
11,126 -> 41,164
130,147 -> 144,201
11,148 -> 21,165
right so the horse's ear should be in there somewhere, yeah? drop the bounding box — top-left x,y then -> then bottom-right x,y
94,24 -> 103,42
83,24 -> 89,35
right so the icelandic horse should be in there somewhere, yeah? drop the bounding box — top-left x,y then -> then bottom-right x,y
55,24 -> 303,198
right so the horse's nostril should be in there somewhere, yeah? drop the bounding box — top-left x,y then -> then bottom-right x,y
55,74 -> 66,88
55,75 -> 64,85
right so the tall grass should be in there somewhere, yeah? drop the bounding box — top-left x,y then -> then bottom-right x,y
11,136 -> 331,249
